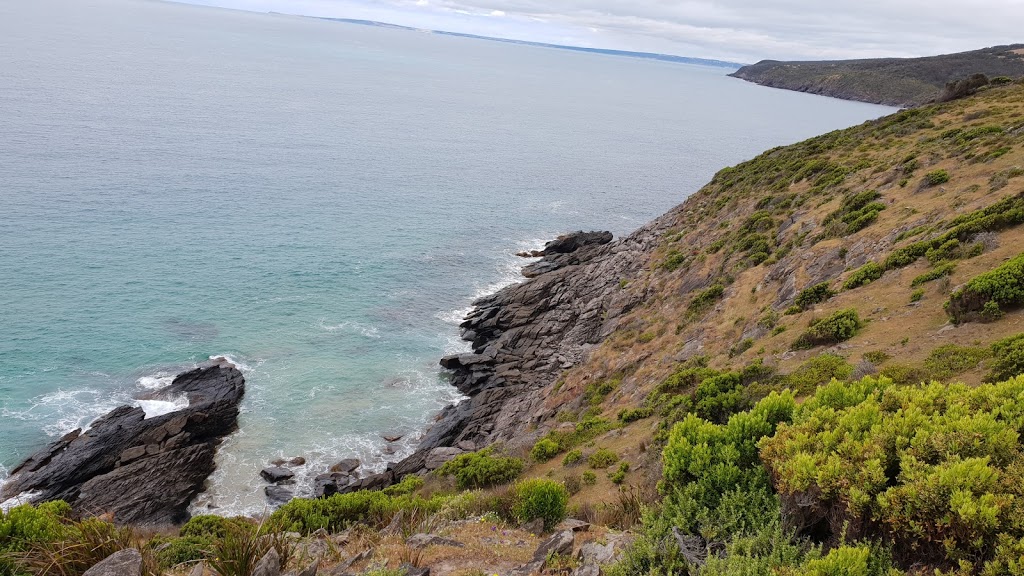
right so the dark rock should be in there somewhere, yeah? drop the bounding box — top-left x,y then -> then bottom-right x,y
265,485 -> 294,504
382,434 -> 403,443
83,549 -> 143,576
0,361 -> 245,526
313,473 -> 355,498
284,559 -> 318,576
557,519 -> 590,532
424,447 -> 463,470
261,467 -> 295,483
522,518 -> 545,536
534,530 -> 575,563
329,459 -> 360,475
406,533 -> 465,549
288,457 -> 306,466
543,231 -> 613,254
252,547 -> 281,576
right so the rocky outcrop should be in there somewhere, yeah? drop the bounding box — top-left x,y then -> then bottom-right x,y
383,222 -> 673,480
0,360 -> 244,525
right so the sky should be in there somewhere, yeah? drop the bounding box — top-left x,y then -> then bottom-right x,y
177,0 -> 1024,63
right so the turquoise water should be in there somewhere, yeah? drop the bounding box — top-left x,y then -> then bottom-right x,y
0,0 -> 895,514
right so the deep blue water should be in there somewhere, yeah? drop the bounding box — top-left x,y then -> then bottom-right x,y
0,0 -> 895,514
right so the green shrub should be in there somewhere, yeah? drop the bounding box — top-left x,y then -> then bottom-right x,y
863,350 -> 891,364
801,545 -> 899,576
910,288 -> 924,302
609,462 -> 630,485
382,474 -> 424,496
271,490 -> 452,534
690,284 -> 725,313
512,479 -> 569,531
843,262 -> 883,290
792,309 -> 862,349
530,439 -> 561,463
0,501 -> 72,576
779,353 -> 854,396
880,363 -> 931,385
911,262 -> 955,287
584,378 -> 620,406
989,334 -> 1024,382
946,252 -> 1024,323
617,407 -> 653,424
539,417 -> 615,454
923,169 -> 950,186
562,449 -> 583,467
581,471 -> 597,486
795,282 -> 836,310
729,338 -> 755,358
760,376 -> 1024,567
784,305 -> 802,316
923,344 -> 990,380
588,449 -> 619,469
180,515 -> 252,540
438,449 -> 525,489
662,250 -> 687,272
154,536 -> 211,569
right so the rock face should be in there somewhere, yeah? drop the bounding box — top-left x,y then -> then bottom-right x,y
0,360 -> 244,526
387,224 -> 671,480
82,549 -> 143,576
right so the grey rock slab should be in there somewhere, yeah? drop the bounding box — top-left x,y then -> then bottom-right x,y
252,548 -> 281,576
533,530 -> 575,563
82,549 -> 143,576
406,533 -> 464,549
261,466 -> 295,483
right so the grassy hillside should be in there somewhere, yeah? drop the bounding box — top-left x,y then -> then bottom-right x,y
5,81 -> 1024,576
730,44 -> 1024,107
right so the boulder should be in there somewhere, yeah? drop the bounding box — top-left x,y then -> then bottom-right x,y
83,549 -> 143,576
424,447 -> 463,470
265,485 -> 294,504
533,530 -> 575,563
0,361 -> 245,525
399,564 -> 429,576
261,467 -> 295,483
406,533 -> 464,549
329,459 -> 360,475
252,548 -> 280,576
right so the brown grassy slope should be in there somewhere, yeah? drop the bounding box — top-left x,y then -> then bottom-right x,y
519,81 -> 1024,510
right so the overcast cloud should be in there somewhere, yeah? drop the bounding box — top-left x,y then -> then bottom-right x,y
180,0 -> 1024,63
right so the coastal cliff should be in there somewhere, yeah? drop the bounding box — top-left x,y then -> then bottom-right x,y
730,43 -> 1024,107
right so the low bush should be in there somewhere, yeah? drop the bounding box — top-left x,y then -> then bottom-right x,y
530,439 -> 561,463
562,449 -> 583,467
911,262 -> 955,287
582,471 -> 597,486
180,515 -> 252,540
923,344 -> 990,380
923,168 -> 950,186
588,449 -> 619,469
989,333 -> 1024,382
760,375 -> 1024,567
382,474 -> 424,496
795,282 -> 836,310
946,252 -> 1024,323
843,262 -> 884,290
779,353 -> 854,396
512,479 -> 569,531
880,363 -> 931,385
271,489 -> 451,534
792,309 -> 862,349
617,407 -> 652,424
689,284 -> 725,314
0,501 -> 72,576
437,449 -> 525,489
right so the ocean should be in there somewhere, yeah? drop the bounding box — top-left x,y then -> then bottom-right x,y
0,0 -> 895,515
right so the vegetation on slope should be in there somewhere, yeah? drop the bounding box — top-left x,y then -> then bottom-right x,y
729,44 -> 1024,106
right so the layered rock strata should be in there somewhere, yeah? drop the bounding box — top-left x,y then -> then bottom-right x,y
0,359 -> 244,525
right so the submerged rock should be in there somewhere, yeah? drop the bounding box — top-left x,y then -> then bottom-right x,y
0,360 -> 245,526
261,467 -> 295,483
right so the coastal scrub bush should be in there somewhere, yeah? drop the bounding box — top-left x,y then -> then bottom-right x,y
582,471 -> 597,486
843,262 -> 884,290
0,501 -> 71,576
911,262 -> 955,287
946,252 -> 1024,323
562,449 -> 583,467
588,449 -> 619,469
923,169 -> 951,186
180,514 -> 253,540
271,489 -> 449,534
922,343 -> 990,380
530,439 -> 560,463
382,474 -> 424,496
583,377 -> 620,406
779,353 -> 853,396
154,536 -> 211,569
617,407 -> 652,424
760,375 -> 1024,567
437,449 -> 524,489
512,479 -> 568,531
689,284 -> 725,314
792,309 -> 862,349
989,333 -> 1024,382
795,282 -> 836,310
538,417 -> 615,454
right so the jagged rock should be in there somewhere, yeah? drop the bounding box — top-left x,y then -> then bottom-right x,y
284,559 -> 318,576
509,561 -> 543,576
0,361 -> 245,525
313,473 -> 355,498
288,457 -> 306,466
83,549 -> 143,576
399,564 -> 429,576
261,467 -> 295,483
329,459 -> 360,475
330,549 -> 371,575
188,563 -> 206,576
557,519 -> 590,532
252,548 -> 280,576
424,447 -> 463,470
406,533 -> 465,549
577,541 -> 614,565
522,518 -> 545,536
572,566 -> 600,576
533,530 -> 575,562
265,485 -> 294,504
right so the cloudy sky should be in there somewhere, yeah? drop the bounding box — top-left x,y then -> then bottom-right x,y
178,0 -> 1023,63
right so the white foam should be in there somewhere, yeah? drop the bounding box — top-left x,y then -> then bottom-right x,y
1,491 -> 42,512
137,395 -> 189,419
137,373 -> 175,390
317,320 -> 382,339
208,354 -> 261,374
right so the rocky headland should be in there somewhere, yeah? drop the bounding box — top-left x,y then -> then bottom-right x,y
0,359 -> 244,525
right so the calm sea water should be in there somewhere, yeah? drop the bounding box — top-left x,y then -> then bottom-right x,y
0,0 -> 894,514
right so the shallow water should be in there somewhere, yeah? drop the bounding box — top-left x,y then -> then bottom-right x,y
0,0 -> 895,515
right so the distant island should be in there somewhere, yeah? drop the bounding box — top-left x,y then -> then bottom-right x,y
314,17 -> 743,69
730,43 -> 1024,107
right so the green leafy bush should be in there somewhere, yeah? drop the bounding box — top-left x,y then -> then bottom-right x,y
180,515 -> 252,540
617,407 -> 653,424
437,449 -> 524,489
582,471 -> 597,486
530,439 -> 561,463
382,474 -> 424,496
989,333 -> 1024,382
0,501 -> 72,576
512,479 -> 569,531
911,262 -> 955,287
923,169 -> 950,186
588,449 -> 619,469
271,490 -> 450,534
689,284 -> 725,313
795,282 -> 837,310
779,353 -> 854,396
154,536 -> 211,569
923,344 -> 990,380
792,309 -> 863,349
946,252 -> 1024,323
760,375 -> 1024,567
910,288 -> 924,302
562,449 -> 583,467
843,262 -> 884,290
584,377 -> 620,406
